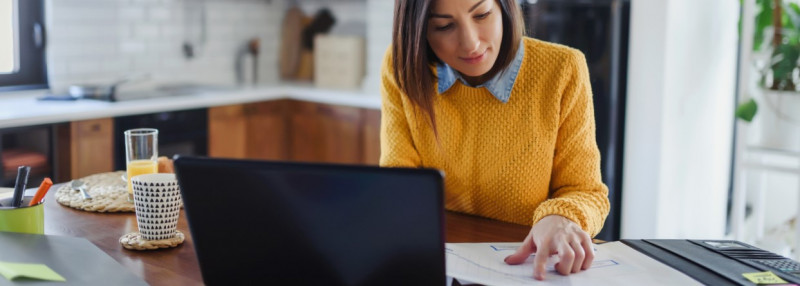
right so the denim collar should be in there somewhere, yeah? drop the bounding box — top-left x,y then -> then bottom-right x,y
436,40 -> 525,103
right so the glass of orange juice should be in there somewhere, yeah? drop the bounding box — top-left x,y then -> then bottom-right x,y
124,128 -> 158,202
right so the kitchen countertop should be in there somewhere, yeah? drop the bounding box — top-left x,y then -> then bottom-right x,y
0,84 -> 381,129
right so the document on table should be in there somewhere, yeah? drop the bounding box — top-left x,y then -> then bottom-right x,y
446,241 -> 702,286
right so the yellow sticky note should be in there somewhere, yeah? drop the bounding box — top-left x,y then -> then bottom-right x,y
742,271 -> 788,284
0,261 -> 66,282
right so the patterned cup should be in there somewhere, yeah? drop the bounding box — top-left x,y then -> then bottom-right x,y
131,173 -> 181,241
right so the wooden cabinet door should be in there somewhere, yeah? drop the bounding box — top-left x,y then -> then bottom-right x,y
289,101 -> 324,162
209,101 -> 290,160
362,109 -> 381,165
210,100 -> 376,165
246,100 -> 289,160
208,104 -> 248,158
289,101 -> 363,164
70,118 -> 114,179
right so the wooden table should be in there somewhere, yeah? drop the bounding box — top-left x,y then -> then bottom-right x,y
41,187 -> 531,285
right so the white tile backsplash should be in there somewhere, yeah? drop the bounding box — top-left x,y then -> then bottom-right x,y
148,7 -> 173,21
364,0 -> 393,94
45,0 -> 393,94
46,0 -> 283,92
119,6 -> 146,20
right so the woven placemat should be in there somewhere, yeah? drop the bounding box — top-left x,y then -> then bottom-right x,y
120,230 -> 185,251
55,171 -> 134,212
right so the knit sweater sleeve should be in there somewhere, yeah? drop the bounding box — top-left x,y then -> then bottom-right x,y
378,48 -> 422,168
531,50 -> 611,237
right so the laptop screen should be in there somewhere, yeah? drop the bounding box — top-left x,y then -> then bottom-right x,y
174,156 -> 445,285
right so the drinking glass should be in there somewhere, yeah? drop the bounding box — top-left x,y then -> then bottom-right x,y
124,128 -> 158,201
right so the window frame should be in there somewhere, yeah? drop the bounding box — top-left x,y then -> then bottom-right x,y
0,0 -> 47,91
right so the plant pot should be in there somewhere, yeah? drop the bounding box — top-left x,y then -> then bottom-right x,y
750,89 -> 800,151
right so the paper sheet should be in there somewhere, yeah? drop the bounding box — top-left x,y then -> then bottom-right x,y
0,261 -> 66,282
446,241 -> 702,286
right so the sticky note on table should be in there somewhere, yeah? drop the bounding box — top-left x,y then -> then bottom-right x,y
743,271 -> 788,284
0,261 -> 66,282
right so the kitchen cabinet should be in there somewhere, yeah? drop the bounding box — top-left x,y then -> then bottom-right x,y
208,100 -> 381,165
208,104 -> 247,158
362,109 -> 381,165
48,99 -> 379,181
208,100 -> 289,160
289,101 -> 363,164
56,118 -> 114,180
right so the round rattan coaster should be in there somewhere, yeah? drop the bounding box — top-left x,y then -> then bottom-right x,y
55,171 -> 134,212
120,230 -> 185,251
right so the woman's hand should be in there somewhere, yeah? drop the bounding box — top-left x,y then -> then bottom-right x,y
503,215 -> 594,280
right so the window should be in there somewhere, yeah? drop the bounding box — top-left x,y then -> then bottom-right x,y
0,0 -> 46,91
0,0 -> 16,74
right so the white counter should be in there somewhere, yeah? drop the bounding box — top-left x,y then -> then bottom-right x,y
0,85 -> 381,129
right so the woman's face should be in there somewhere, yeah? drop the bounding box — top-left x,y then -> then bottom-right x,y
426,0 -> 503,79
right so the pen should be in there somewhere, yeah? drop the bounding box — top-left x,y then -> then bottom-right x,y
11,166 -> 30,208
29,177 -> 53,206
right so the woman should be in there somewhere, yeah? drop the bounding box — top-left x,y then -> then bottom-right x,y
381,0 -> 610,280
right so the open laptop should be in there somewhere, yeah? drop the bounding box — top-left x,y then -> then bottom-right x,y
173,156 -> 446,285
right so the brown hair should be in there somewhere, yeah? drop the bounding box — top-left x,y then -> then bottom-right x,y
391,0 -> 525,133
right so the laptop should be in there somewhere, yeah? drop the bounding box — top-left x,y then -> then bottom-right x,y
173,156 -> 446,285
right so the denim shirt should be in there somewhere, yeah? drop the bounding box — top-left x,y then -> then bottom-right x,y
436,41 -> 525,103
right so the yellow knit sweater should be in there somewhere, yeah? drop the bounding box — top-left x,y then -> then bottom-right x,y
379,37 -> 609,237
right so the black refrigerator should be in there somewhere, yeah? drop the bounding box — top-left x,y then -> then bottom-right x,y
521,0 -> 630,241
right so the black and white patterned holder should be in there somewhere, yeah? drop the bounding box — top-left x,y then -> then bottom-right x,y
131,173 -> 181,241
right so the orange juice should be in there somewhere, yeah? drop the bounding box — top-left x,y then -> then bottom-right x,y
127,160 -> 158,195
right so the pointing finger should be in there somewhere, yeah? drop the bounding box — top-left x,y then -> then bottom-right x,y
505,233 -> 535,265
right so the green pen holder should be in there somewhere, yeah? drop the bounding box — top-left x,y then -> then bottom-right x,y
0,197 -> 44,234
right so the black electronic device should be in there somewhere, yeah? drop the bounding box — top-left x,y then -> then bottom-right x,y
173,156 -> 446,285
693,240 -> 800,282
624,239 -> 800,285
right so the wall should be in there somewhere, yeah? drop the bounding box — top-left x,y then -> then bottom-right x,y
45,0 -> 283,92
364,0 -> 393,95
622,0 -> 739,239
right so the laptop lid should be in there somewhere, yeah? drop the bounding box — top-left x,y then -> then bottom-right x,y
173,156 -> 445,285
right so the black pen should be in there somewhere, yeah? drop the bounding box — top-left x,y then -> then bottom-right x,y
11,166 -> 30,208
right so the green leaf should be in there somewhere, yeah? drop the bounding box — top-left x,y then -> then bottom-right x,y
754,0 -> 775,51
735,99 -> 759,122
770,43 -> 800,89
786,2 -> 800,29
787,2 -> 800,45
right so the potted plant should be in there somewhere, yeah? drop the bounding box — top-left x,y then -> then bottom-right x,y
736,0 -> 800,150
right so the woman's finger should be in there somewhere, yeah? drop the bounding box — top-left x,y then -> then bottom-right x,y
570,241 -> 585,273
505,233 -> 535,265
533,239 -> 551,280
554,240 -> 574,276
581,235 -> 595,270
